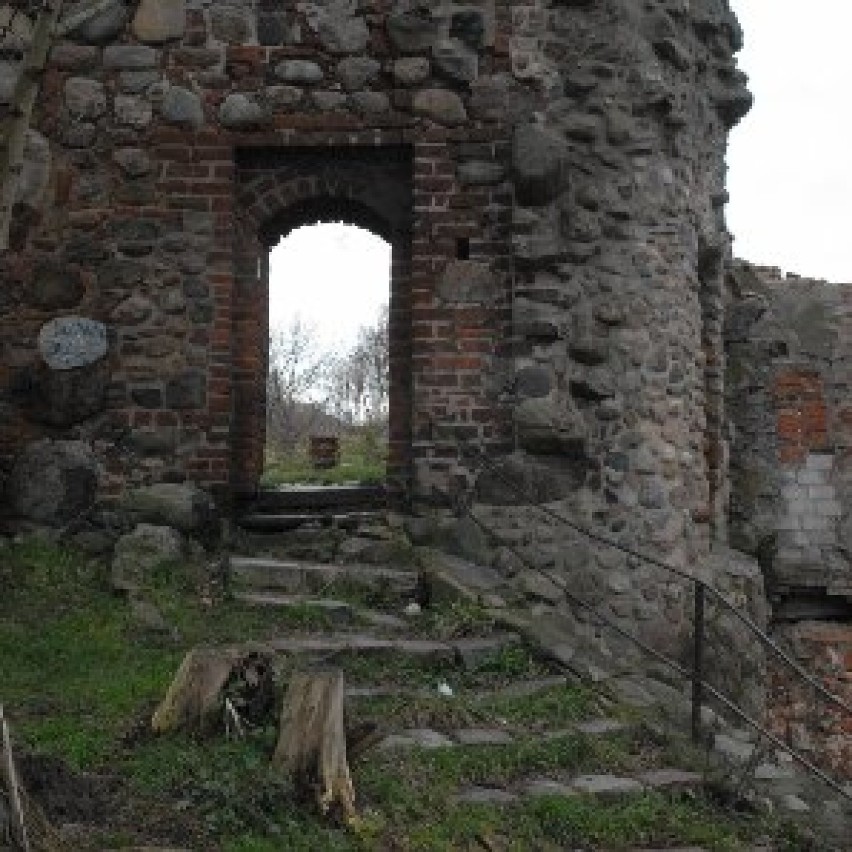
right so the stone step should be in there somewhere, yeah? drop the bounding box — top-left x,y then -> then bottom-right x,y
377,719 -> 630,751
235,591 -> 354,613
239,485 -> 386,512
229,556 -> 420,595
253,632 -> 521,666
345,674 -> 572,701
451,768 -> 703,805
233,591 -> 408,631
237,510 -> 385,532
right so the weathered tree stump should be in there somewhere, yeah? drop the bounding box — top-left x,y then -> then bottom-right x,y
1,706 -> 63,852
1,704 -> 29,851
151,647 -> 274,736
272,669 -> 356,823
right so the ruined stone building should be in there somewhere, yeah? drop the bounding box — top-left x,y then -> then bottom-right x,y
0,1 -> 848,775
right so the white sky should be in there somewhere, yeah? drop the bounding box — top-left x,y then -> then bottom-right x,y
269,224 -> 391,350
270,2 -> 851,343
726,0 -> 852,282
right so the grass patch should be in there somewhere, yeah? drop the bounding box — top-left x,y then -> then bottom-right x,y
352,683 -> 601,733
0,538 -> 817,851
262,430 -> 386,487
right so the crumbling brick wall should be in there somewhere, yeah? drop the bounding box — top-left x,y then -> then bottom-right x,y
768,621 -> 852,780
726,262 -> 851,602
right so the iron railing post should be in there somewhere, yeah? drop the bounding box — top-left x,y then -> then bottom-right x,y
692,583 -> 706,743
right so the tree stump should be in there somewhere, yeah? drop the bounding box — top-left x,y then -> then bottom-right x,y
271,669 -> 356,823
151,647 -> 274,736
1,706 -> 63,852
2,705 -> 30,851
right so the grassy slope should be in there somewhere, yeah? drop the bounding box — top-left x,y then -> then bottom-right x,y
0,539 -> 811,851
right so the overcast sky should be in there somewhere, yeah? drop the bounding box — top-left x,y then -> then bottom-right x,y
269,224 -> 390,350
726,0 -> 852,282
270,1 -> 850,341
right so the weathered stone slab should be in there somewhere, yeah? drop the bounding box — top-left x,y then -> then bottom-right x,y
519,777 -> 576,798
38,317 -> 108,370
571,775 -> 643,797
452,787 -> 518,805
380,729 -> 454,750
453,729 -> 514,746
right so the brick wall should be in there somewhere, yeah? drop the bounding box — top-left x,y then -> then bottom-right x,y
768,621 -> 852,780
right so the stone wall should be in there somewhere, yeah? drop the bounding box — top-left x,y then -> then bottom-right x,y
0,2 -> 752,594
726,262 -> 852,603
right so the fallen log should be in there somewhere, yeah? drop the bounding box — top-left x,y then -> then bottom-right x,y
151,647 -> 275,736
272,669 -> 357,823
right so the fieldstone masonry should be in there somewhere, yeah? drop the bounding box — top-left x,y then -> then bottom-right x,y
0,1 -> 848,778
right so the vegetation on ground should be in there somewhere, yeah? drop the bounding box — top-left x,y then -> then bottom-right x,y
261,427 -> 386,487
0,537 -> 816,850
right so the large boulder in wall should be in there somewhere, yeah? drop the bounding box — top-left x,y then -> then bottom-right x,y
8,439 -> 98,525
124,483 -> 218,539
112,523 -> 183,593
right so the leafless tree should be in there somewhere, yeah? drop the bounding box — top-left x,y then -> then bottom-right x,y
326,305 -> 389,426
266,317 -> 331,451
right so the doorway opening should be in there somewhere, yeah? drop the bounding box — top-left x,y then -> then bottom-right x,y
231,144 -> 413,503
263,223 -> 391,488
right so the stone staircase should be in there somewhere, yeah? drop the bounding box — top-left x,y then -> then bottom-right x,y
234,485 -> 387,533
221,521 -> 844,849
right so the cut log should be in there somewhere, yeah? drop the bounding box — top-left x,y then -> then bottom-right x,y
272,669 -> 357,823
0,706 -> 63,852
1,704 -> 30,851
151,647 -> 274,736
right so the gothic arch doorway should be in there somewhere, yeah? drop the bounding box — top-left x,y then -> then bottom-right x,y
232,146 -> 413,499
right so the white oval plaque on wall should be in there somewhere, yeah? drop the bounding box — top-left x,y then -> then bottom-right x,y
38,316 -> 108,370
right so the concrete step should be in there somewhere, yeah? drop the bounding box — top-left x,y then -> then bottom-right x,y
229,556 -> 420,596
377,719 -> 632,751
233,591 -> 408,631
450,768 -> 704,805
251,631 -> 521,665
237,510 -> 385,532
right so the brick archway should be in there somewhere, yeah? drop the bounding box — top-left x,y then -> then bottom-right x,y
231,147 -> 413,496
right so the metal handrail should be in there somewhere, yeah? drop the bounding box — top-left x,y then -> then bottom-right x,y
460,499 -> 852,804
460,444 -> 852,719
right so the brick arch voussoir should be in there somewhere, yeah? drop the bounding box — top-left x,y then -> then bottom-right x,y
241,172 -> 396,245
